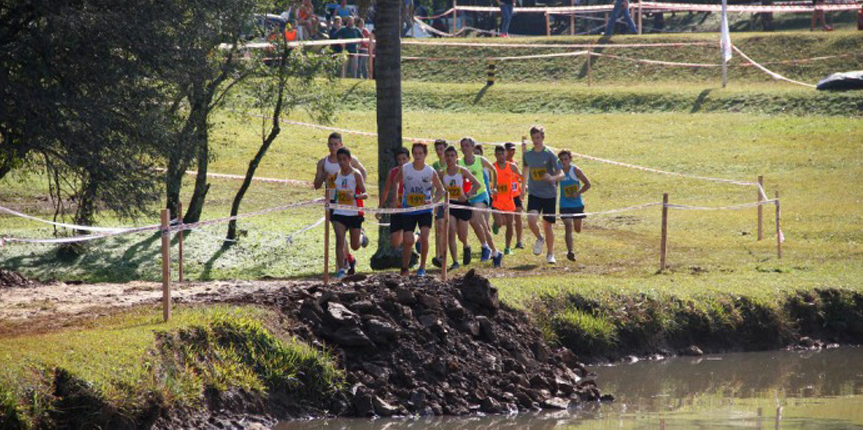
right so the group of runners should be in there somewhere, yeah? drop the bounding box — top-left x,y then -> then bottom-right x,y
314,125 -> 591,279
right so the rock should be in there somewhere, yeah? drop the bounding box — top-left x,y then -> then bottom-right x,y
457,319 -> 480,337
459,270 -> 499,311
417,293 -> 441,310
349,300 -> 375,314
532,341 -> 552,363
680,345 -> 704,356
372,396 -> 400,417
324,302 -> 360,327
362,362 -> 390,381
476,316 -> 497,342
418,314 -> 440,329
395,287 -> 416,305
480,397 -> 503,414
322,326 -> 374,348
542,397 -> 571,410
409,391 -> 427,409
352,388 -> 375,416
365,318 -> 400,343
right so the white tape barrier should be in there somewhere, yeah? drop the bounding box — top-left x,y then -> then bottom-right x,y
640,1 -> 860,13
352,50 -> 590,62
2,223 -> 165,244
415,8 -> 455,20
666,199 -> 778,211
328,201 -> 443,214
401,40 -> 713,49
183,169 -> 314,187
732,45 -> 817,88
0,205 -> 159,233
219,38 -> 370,52
588,51 -> 719,68
172,198 -> 325,233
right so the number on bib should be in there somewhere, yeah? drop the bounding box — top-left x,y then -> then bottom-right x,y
337,190 -> 353,205
407,193 -> 426,207
447,186 -> 461,199
498,184 -> 509,194
511,182 -> 519,192
530,168 -> 547,181
563,184 -> 579,198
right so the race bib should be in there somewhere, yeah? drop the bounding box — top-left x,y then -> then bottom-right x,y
563,184 -> 579,198
337,190 -> 353,205
406,193 -> 426,207
530,168 -> 547,181
498,184 -> 509,194
447,186 -> 462,199
327,174 -> 337,189
511,182 -> 519,192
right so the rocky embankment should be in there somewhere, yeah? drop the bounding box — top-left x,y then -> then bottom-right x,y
232,270 -> 610,418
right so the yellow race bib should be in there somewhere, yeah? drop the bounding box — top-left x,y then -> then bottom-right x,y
497,184 -> 509,194
530,167 -> 547,181
447,186 -> 462,199
337,190 -> 353,205
406,193 -> 426,207
563,184 -> 579,198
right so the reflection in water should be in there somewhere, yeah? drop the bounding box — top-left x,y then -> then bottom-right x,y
277,348 -> 863,430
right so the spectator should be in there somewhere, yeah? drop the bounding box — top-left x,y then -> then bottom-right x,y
497,0 -> 515,37
605,0 -> 638,36
329,16 -> 343,53
811,0 -> 833,31
297,0 -> 320,40
336,16 -> 363,78
357,18 -> 371,79
335,0 -> 352,19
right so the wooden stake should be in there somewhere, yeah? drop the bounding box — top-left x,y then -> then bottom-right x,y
160,209 -> 171,322
660,193 -> 669,272
441,199 -> 450,282
545,12 -> 551,36
367,35 -> 375,80
775,191 -> 782,259
587,49 -> 592,86
452,1 -> 458,34
638,0 -> 643,34
324,184 -> 331,285
570,0 -> 576,35
177,202 -> 184,284
757,175 -> 764,240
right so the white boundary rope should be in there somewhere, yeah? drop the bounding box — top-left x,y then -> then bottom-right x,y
0,205 -> 156,233
401,40 -> 714,49
732,45 -> 817,88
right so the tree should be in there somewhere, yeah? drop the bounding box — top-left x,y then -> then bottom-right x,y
369,0 -> 407,270
225,42 -> 340,242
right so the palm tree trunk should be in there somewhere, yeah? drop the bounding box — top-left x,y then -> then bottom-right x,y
370,0 -> 408,270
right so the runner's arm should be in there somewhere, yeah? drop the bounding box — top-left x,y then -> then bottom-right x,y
351,157 -> 368,182
461,167 -> 481,199
480,156 -> 498,194
354,171 -> 369,200
432,173 -> 445,202
511,163 -> 522,178
313,158 -> 326,189
573,166 -> 591,197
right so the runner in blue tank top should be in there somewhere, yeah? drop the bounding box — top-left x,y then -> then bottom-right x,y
557,149 -> 591,262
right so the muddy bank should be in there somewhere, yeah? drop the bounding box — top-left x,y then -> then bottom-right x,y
535,288 -> 863,364
228,270 -> 606,418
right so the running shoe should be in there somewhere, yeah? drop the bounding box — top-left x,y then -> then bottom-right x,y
449,262 -> 460,271
347,254 -> 357,275
492,251 -> 503,268
492,223 -> 500,235
533,237 -> 544,256
360,229 -> 369,248
567,251 -> 576,262
432,256 -> 442,268
334,268 -> 346,279
480,246 -> 491,262
547,254 -> 557,265
463,245 -> 472,266
515,242 -> 525,250
504,247 -> 513,256
400,267 -> 410,277
417,268 -> 427,277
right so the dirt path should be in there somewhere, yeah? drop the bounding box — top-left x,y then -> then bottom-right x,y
0,272 -> 304,335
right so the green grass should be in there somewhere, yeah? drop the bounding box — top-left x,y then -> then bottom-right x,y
401,32 -> 863,85
0,305 -> 342,428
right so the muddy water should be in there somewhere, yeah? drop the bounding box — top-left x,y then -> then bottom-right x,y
276,348 -> 863,430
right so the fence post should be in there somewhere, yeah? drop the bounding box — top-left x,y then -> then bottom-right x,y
441,199 -> 450,282
587,49 -> 593,86
638,0 -> 643,34
177,202 -> 184,284
757,175 -> 764,240
775,191 -> 782,259
570,0 -> 576,35
545,12 -> 551,36
324,183 -> 331,284
452,0 -> 458,34
368,34 -> 375,80
160,208 -> 171,322
487,60 -> 496,86
660,193 -> 669,272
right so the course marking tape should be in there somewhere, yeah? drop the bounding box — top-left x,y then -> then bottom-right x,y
0,205 -> 159,233
732,45 -> 816,88
401,40 -> 713,49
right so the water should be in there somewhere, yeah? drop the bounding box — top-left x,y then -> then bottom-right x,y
276,347 -> 863,430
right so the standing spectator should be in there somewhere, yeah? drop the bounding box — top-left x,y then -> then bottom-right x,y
336,16 -> 363,78
811,0 -> 833,31
605,0 -> 638,36
357,18 -> 370,79
297,0 -> 320,40
497,0 -> 515,37
335,0 -> 352,19
329,16 -> 343,52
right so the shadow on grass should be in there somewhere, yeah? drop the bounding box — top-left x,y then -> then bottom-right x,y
576,35 -> 613,80
509,264 -> 540,271
690,88 -> 713,113
473,84 -> 492,105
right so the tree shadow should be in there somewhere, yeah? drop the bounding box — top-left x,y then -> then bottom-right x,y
577,35 -> 614,80
472,84 -> 492,105
690,88 -> 714,113
199,242 -> 231,281
509,264 -> 539,271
